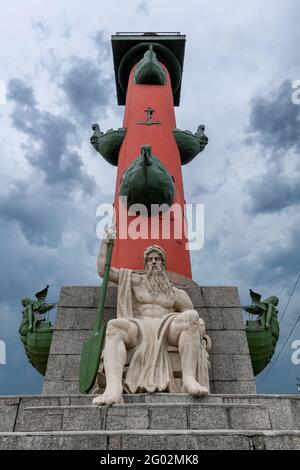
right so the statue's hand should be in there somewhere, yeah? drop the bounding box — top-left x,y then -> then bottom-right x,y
199,318 -> 205,337
104,223 -> 117,241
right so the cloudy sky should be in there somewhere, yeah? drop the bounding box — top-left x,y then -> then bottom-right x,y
1,0 -> 300,395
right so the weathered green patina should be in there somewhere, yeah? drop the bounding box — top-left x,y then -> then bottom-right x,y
134,45 -> 166,85
243,289 -> 280,376
136,107 -> 161,126
19,286 -> 55,376
173,125 -> 208,165
90,123 -> 126,166
119,144 -> 175,212
79,237 -> 114,394
111,33 -> 185,106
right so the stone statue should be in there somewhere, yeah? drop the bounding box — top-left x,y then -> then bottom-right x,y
92,227 -> 211,406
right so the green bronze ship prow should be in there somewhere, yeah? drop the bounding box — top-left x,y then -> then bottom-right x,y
134,44 -> 166,86
173,125 -> 208,165
243,289 -> 280,376
90,123 -> 126,166
19,285 -> 55,376
119,144 -> 175,212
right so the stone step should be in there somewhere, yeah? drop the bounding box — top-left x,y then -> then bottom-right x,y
2,392 -> 300,405
1,429 -> 300,450
18,403 -> 272,432
1,394 -> 300,432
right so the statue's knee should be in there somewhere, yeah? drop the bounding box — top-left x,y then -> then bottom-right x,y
185,310 -> 200,327
106,319 -> 137,347
106,319 -> 126,339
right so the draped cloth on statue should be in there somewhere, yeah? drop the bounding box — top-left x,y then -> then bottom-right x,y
124,315 -> 178,393
116,268 -> 210,393
116,268 -> 135,319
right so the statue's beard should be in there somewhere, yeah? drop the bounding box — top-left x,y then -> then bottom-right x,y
145,265 -> 174,299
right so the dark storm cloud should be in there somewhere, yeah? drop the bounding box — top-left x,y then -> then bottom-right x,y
1,35 -> 116,392
0,140 -> 102,395
7,78 -> 36,107
0,201 -> 98,303
7,78 -> 95,196
3,75 -> 104,261
245,80 -> 300,214
247,80 -> 300,155
0,212 -> 100,394
227,213 -> 300,302
189,179 -> 225,198
257,219 -> 300,281
245,168 -> 300,214
61,57 -> 113,122
0,182 -> 75,248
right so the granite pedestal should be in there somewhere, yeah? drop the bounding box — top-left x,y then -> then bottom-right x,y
1,285 -> 300,449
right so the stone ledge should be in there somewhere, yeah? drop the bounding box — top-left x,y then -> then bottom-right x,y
19,403 -> 271,432
1,394 -> 300,433
58,286 -> 242,309
0,400 -> 19,433
1,430 -> 300,450
2,393 -> 299,401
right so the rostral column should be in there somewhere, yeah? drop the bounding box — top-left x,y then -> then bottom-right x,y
91,32 -> 208,281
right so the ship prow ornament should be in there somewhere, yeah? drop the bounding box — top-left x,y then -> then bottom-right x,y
119,144 -> 175,211
19,285 -> 55,375
243,289 -> 280,376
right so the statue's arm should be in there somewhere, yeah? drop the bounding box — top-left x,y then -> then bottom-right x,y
173,288 -> 194,312
131,272 -> 142,286
97,236 -> 120,284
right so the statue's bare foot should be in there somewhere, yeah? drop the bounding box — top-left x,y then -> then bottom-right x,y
182,377 -> 208,396
92,385 -> 124,406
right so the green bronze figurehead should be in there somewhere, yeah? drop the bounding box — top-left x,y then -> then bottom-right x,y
243,289 -> 280,376
19,285 -> 55,376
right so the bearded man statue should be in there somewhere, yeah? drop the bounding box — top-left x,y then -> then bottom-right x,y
92,227 -> 211,406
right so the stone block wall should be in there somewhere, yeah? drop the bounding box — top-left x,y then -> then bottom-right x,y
43,286 -> 256,394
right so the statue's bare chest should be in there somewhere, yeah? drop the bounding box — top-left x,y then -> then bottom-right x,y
132,283 -> 175,309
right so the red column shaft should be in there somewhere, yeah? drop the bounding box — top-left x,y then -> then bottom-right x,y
111,64 -> 192,279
